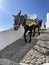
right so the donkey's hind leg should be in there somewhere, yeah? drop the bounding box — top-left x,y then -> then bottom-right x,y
38,27 -> 40,35
24,29 -> 28,43
33,29 -> 35,36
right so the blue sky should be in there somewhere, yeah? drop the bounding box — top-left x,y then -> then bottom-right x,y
0,0 -> 49,31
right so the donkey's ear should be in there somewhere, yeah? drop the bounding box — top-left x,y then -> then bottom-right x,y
12,15 -> 16,17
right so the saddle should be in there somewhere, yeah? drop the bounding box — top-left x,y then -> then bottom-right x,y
26,20 -> 36,26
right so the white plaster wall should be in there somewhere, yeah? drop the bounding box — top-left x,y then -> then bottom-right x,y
46,13 -> 49,28
0,25 -> 24,50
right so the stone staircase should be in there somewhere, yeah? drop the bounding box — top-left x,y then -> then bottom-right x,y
0,35 -> 38,65
0,58 -> 28,65
0,31 -> 49,65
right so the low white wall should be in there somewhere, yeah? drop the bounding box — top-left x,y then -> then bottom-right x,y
0,25 -> 24,50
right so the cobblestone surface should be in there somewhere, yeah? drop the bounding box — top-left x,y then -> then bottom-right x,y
20,33 -> 49,65
0,33 -> 49,65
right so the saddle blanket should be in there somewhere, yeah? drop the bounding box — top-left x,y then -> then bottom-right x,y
26,20 -> 36,26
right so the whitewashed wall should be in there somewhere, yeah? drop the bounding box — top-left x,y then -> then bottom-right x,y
46,12 -> 49,28
0,25 -> 24,50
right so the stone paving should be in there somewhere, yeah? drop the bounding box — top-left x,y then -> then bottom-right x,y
0,34 -> 38,62
20,33 -> 49,65
0,33 -> 49,65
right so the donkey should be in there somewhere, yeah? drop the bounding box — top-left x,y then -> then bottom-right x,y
13,14 -> 42,43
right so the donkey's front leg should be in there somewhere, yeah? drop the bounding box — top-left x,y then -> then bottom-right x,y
29,30 -> 32,43
24,29 -> 27,43
38,27 -> 40,35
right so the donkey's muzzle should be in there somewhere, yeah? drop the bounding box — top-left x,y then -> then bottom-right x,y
14,25 -> 19,30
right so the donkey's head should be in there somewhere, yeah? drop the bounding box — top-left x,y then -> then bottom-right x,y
13,11 -> 21,30
13,15 -> 20,30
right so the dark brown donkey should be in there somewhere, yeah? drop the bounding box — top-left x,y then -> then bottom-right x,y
13,12 -> 42,43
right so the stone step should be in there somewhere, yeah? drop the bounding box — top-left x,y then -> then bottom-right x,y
0,58 -> 28,65
19,63 -> 28,65
0,37 -> 38,63
0,38 -> 26,61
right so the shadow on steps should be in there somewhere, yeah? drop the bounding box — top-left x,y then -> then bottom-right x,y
0,37 -> 38,62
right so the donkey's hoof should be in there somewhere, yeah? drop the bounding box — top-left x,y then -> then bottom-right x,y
29,40 -> 31,43
25,40 -> 27,43
38,33 -> 40,35
33,34 -> 35,37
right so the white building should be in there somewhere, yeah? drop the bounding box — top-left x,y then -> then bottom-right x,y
0,25 -> 24,50
46,12 -> 49,28
27,14 -> 37,20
